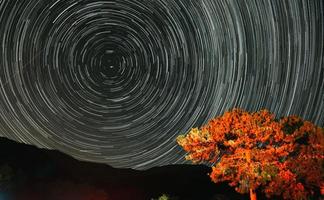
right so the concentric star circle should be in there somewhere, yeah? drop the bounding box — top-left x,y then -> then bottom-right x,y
0,0 -> 323,169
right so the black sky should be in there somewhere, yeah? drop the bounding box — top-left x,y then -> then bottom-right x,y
0,0 -> 323,169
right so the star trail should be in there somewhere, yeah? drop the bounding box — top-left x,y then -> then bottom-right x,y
0,0 -> 323,169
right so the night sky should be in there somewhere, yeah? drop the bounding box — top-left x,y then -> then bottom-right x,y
0,0 -> 323,169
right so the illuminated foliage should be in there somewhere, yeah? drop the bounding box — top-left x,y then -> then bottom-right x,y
177,109 -> 324,200
152,194 -> 178,200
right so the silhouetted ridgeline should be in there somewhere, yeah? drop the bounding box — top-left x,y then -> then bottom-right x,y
0,137 -> 253,200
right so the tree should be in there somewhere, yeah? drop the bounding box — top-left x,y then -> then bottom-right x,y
152,194 -> 178,200
177,109 -> 324,200
154,194 -> 170,200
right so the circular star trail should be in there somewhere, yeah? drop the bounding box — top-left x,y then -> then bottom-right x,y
0,0 -> 323,169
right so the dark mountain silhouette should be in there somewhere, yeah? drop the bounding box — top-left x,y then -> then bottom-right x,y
0,137 -> 255,200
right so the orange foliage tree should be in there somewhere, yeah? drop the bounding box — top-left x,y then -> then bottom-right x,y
177,109 -> 324,200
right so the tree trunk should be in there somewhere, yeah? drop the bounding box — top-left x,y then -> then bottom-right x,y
249,188 -> 257,200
